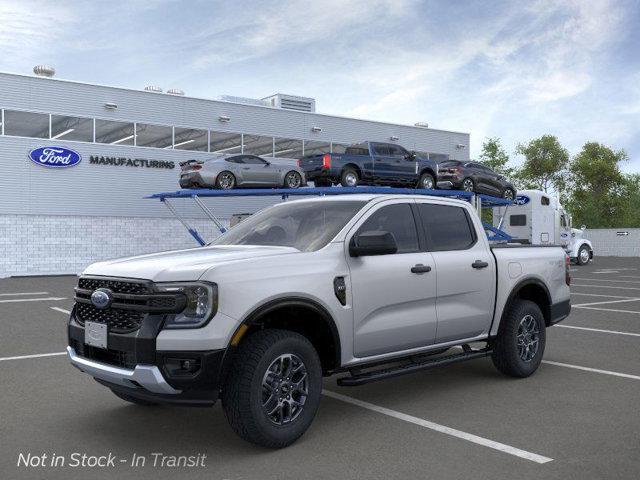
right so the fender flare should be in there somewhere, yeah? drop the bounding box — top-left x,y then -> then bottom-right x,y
234,296 -> 342,368
491,277 -> 552,335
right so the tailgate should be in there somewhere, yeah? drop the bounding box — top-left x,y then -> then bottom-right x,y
298,154 -> 334,173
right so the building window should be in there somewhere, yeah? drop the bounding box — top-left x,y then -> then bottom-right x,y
243,134 -> 274,156
331,143 -> 349,154
3,110 -> 50,139
273,137 -> 303,159
95,119 -> 135,145
135,123 -> 173,148
172,127 -> 208,151
210,131 -> 242,154
50,114 -> 94,142
303,140 -> 331,156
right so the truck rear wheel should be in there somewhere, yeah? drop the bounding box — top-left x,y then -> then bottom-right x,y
222,329 -> 322,448
491,299 -> 546,378
340,168 -> 359,187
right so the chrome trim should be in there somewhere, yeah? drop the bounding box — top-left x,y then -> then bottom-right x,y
67,346 -> 181,395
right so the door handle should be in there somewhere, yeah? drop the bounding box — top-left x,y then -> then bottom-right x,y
472,260 -> 489,269
411,264 -> 432,274
242,167 -> 251,170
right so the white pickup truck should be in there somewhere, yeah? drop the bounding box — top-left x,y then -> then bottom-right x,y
68,193 -> 571,448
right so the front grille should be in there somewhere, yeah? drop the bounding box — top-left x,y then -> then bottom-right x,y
76,303 -> 144,333
71,339 -> 136,369
74,276 -> 182,334
78,277 -> 151,295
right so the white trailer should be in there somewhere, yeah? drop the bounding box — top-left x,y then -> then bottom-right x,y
493,189 -> 593,265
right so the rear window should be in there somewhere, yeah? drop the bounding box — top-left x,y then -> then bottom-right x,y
417,204 -> 476,251
510,215 -> 527,226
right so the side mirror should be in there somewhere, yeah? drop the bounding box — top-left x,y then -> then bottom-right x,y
581,224 -> 586,230
349,230 -> 398,257
264,161 -> 271,166
404,152 -> 416,160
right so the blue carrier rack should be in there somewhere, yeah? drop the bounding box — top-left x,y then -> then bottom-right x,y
146,186 -> 513,246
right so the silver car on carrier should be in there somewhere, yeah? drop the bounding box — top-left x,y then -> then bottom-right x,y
179,154 -> 307,190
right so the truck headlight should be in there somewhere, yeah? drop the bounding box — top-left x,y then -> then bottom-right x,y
156,282 -> 218,329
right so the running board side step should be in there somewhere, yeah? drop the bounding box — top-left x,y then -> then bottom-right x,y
337,346 -> 493,387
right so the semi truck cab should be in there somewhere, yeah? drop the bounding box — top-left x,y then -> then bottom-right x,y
493,189 -> 594,265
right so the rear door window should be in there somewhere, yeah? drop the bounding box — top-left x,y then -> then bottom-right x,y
417,203 -> 476,251
357,203 -> 419,254
372,144 -> 390,156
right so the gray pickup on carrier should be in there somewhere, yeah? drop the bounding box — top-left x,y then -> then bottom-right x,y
67,192 -> 571,448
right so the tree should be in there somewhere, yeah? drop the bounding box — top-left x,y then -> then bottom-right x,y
619,174 -> 640,228
566,142 -> 628,228
515,135 -> 569,193
479,137 -> 514,177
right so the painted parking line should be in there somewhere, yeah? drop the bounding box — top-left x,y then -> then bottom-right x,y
556,324 -> 640,337
51,307 -> 71,315
570,292 -> 638,299
0,297 -> 67,304
322,389 -> 553,464
571,284 -> 640,291
0,291 -> 49,297
572,278 -> 640,285
572,305 -> 640,315
572,298 -> 640,307
542,361 -> 640,381
0,352 -> 66,362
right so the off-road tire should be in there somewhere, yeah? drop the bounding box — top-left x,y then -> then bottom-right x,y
222,329 -> 322,448
111,389 -> 158,406
491,299 -> 546,378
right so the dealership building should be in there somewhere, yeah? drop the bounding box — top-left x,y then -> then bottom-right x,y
0,68 -> 470,276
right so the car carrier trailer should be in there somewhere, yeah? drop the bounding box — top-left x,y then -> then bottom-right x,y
146,186 -> 515,245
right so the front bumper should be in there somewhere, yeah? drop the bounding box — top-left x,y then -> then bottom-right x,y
68,311 -> 227,406
67,346 -> 179,394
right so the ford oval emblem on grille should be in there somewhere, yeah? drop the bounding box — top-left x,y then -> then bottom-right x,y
91,288 -> 113,309
28,146 -> 82,168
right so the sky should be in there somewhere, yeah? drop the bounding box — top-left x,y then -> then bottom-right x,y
1,0 -> 639,171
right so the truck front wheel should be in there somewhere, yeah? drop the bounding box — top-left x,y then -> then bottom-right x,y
222,329 -> 322,448
576,245 -> 591,265
491,299 -> 546,378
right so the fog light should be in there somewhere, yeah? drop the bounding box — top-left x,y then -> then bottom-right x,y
164,357 -> 201,377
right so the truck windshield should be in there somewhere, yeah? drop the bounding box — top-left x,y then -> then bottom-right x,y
210,200 -> 367,252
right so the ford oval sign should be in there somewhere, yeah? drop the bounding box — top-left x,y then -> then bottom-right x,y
91,288 -> 113,309
514,195 -> 530,206
28,146 -> 82,168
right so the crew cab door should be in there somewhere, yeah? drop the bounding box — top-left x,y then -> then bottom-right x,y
415,201 -> 495,342
346,201 -> 437,357
370,143 -> 394,182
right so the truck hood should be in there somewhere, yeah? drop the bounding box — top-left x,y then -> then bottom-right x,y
82,245 -> 299,282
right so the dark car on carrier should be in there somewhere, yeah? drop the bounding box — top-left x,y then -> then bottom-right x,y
298,141 -> 440,189
438,160 -> 516,199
